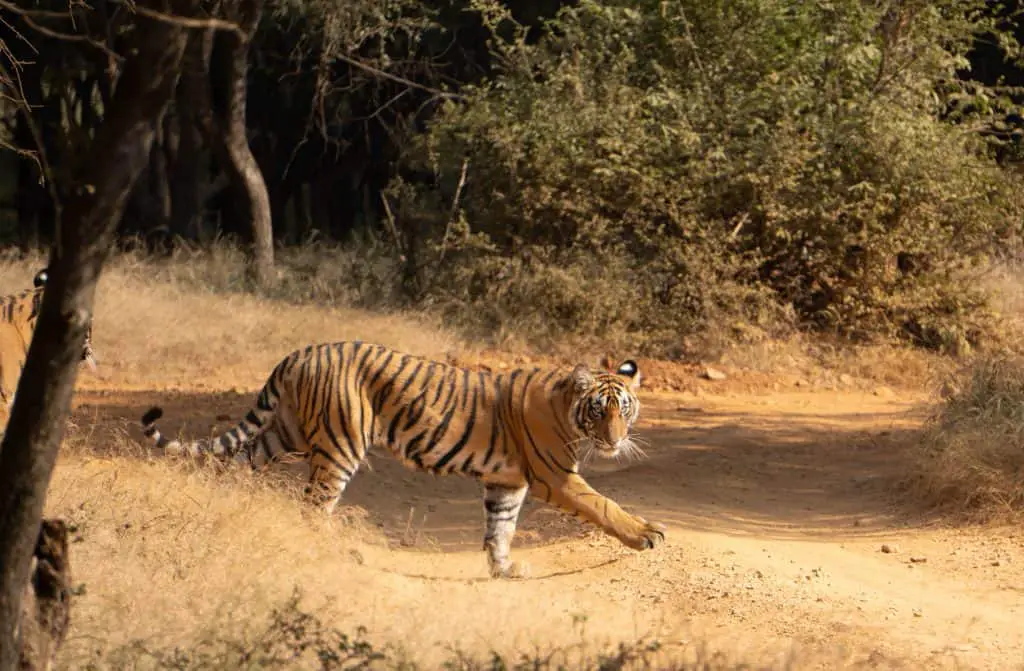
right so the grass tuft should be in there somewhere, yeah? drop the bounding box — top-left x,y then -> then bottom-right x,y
906,353 -> 1024,520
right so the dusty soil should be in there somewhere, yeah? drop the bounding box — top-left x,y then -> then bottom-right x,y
49,360 -> 1023,669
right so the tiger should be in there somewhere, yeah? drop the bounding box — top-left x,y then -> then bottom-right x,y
0,268 -> 98,411
139,341 -> 666,578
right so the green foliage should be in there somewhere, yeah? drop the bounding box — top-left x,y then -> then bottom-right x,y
384,0 -> 1024,356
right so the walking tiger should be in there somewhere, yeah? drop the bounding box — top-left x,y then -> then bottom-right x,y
139,341 -> 665,577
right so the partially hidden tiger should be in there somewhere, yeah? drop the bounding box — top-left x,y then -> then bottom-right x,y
0,268 -> 98,412
139,341 -> 666,578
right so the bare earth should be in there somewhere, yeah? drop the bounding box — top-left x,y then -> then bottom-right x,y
51,368 -> 1024,669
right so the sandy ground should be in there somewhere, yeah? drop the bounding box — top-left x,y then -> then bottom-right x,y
42,368 -> 1023,670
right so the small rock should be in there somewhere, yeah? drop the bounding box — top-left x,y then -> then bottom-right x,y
839,373 -> 854,386
909,556 -> 927,564
794,378 -> 810,388
702,366 -> 727,381
881,543 -> 899,554
912,608 -> 923,617
991,560 -> 1001,567
873,386 -> 894,397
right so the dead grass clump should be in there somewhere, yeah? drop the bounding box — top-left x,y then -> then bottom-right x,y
907,353 -> 1024,520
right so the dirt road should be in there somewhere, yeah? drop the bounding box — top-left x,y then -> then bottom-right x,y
57,382 -> 1024,669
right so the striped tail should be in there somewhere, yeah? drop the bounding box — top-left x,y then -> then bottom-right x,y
140,396 -> 278,463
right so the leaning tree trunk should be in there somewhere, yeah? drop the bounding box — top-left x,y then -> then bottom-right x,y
0,8 -> 191,668
210,0 -> 274,287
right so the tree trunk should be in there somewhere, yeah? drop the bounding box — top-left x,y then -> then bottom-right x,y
210,0 -> 274,287
17,519 -> 71,671
170,30 -> 216,242
0,10 -> 190,668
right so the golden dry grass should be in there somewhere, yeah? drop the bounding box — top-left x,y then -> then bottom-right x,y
905,353 -> 1024,521
0,247 -> 468,394
1,246 -> 1006,669
898,261 -> 1024,522
45,433 -> 901,671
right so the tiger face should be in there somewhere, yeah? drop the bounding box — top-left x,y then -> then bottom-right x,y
569,360 -> 642,459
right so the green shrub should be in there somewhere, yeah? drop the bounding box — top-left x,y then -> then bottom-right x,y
383,0 -> 1024,357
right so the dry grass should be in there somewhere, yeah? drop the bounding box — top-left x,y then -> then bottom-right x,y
44,429 -> 905,671
900,261 -> 1024,521
714,335 -> 953,392
0,244 -> 941,669
0,246 -> 468,393
905,353 -> 1024,521
48,428 -> 384,668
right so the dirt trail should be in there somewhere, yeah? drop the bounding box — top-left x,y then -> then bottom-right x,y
67,383 -> 1024,669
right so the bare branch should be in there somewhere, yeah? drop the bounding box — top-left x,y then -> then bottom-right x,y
0,1 -> 77,20
334,52 -> 465,101
0,0 -> 121,62
436,158 -> 469,267
127,3 -> 244,38
0,59 -> 53,201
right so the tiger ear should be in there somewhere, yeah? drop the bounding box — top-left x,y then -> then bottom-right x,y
617,359 -> 641,390
571,363 -> 595,392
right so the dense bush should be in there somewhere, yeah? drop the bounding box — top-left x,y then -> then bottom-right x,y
383,0 -> 1024,357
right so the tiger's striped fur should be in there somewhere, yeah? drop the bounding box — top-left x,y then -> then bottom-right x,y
0,269 -> 98,411
139,341 -> 665,578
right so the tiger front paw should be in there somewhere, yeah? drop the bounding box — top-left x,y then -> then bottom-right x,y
489,559 -> 530,580
623,519 -> 667,551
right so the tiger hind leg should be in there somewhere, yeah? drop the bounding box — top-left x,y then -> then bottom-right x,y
304,442 -> 362,516
482,483 -> 530,579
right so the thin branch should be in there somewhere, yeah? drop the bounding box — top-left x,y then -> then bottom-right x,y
334,52 -> 465,101
0,5 -> 39,54
127,4 -> 244,38
379,191 -> 405,259
0,59 -> 49,185
0,0 -> 121,62
0,57 -> 62,229
728,212 -> 749,240
0,0 -> 82,20
436,158 -> 469,268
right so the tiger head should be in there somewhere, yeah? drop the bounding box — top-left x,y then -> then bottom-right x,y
568,359 -> 642,460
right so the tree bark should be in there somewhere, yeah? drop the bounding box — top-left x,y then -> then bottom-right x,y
210,0 -> 274,286
0,9 -> 190,668
17,519 -> 71,671
169,30 -> 216,242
